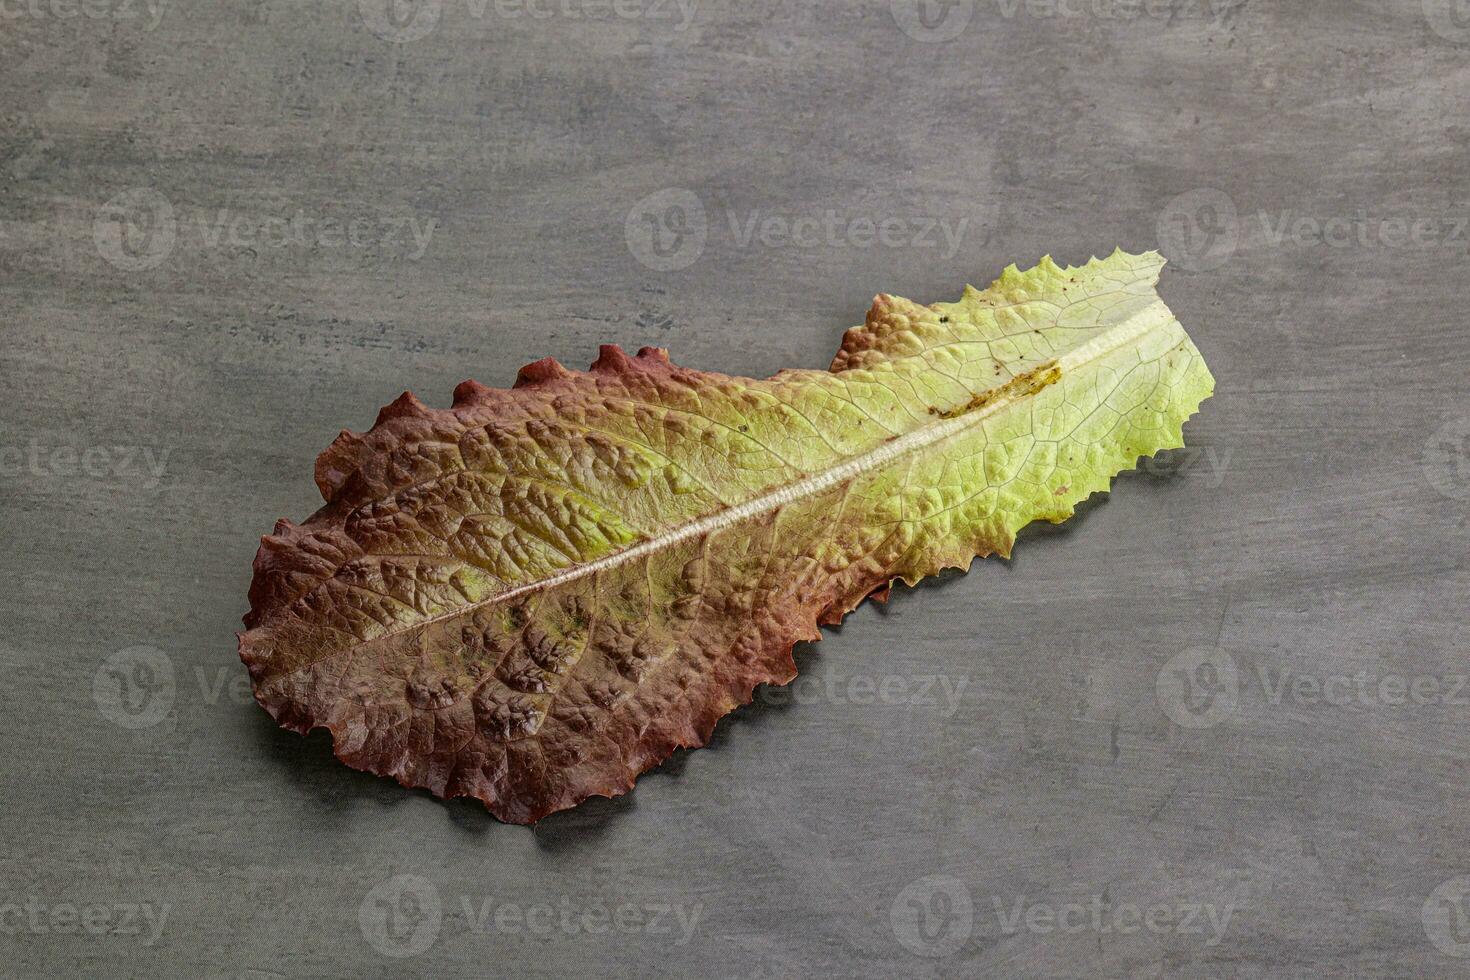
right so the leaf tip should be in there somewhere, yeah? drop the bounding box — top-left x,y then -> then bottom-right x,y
867,292 -> 898,318
590,344 -> 636,374
514,356 -> 573,388
374,391 -> 431,425
314,429 -> 369,503
452,379 -> 492,406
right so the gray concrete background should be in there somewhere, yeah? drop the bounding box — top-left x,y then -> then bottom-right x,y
3,0 -> 1469,976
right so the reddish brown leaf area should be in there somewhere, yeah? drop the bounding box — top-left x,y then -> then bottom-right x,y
241,347 -> 888,823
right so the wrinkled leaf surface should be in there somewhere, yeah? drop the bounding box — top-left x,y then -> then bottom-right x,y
240,250 -> 1214,822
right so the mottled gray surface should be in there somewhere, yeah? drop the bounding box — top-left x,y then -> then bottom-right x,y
3,0 -> 1469,976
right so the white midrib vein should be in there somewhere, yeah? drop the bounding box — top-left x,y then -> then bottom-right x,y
378,305 -> 1167,637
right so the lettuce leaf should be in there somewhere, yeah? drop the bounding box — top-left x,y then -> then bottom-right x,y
239,249 -> 1214,823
